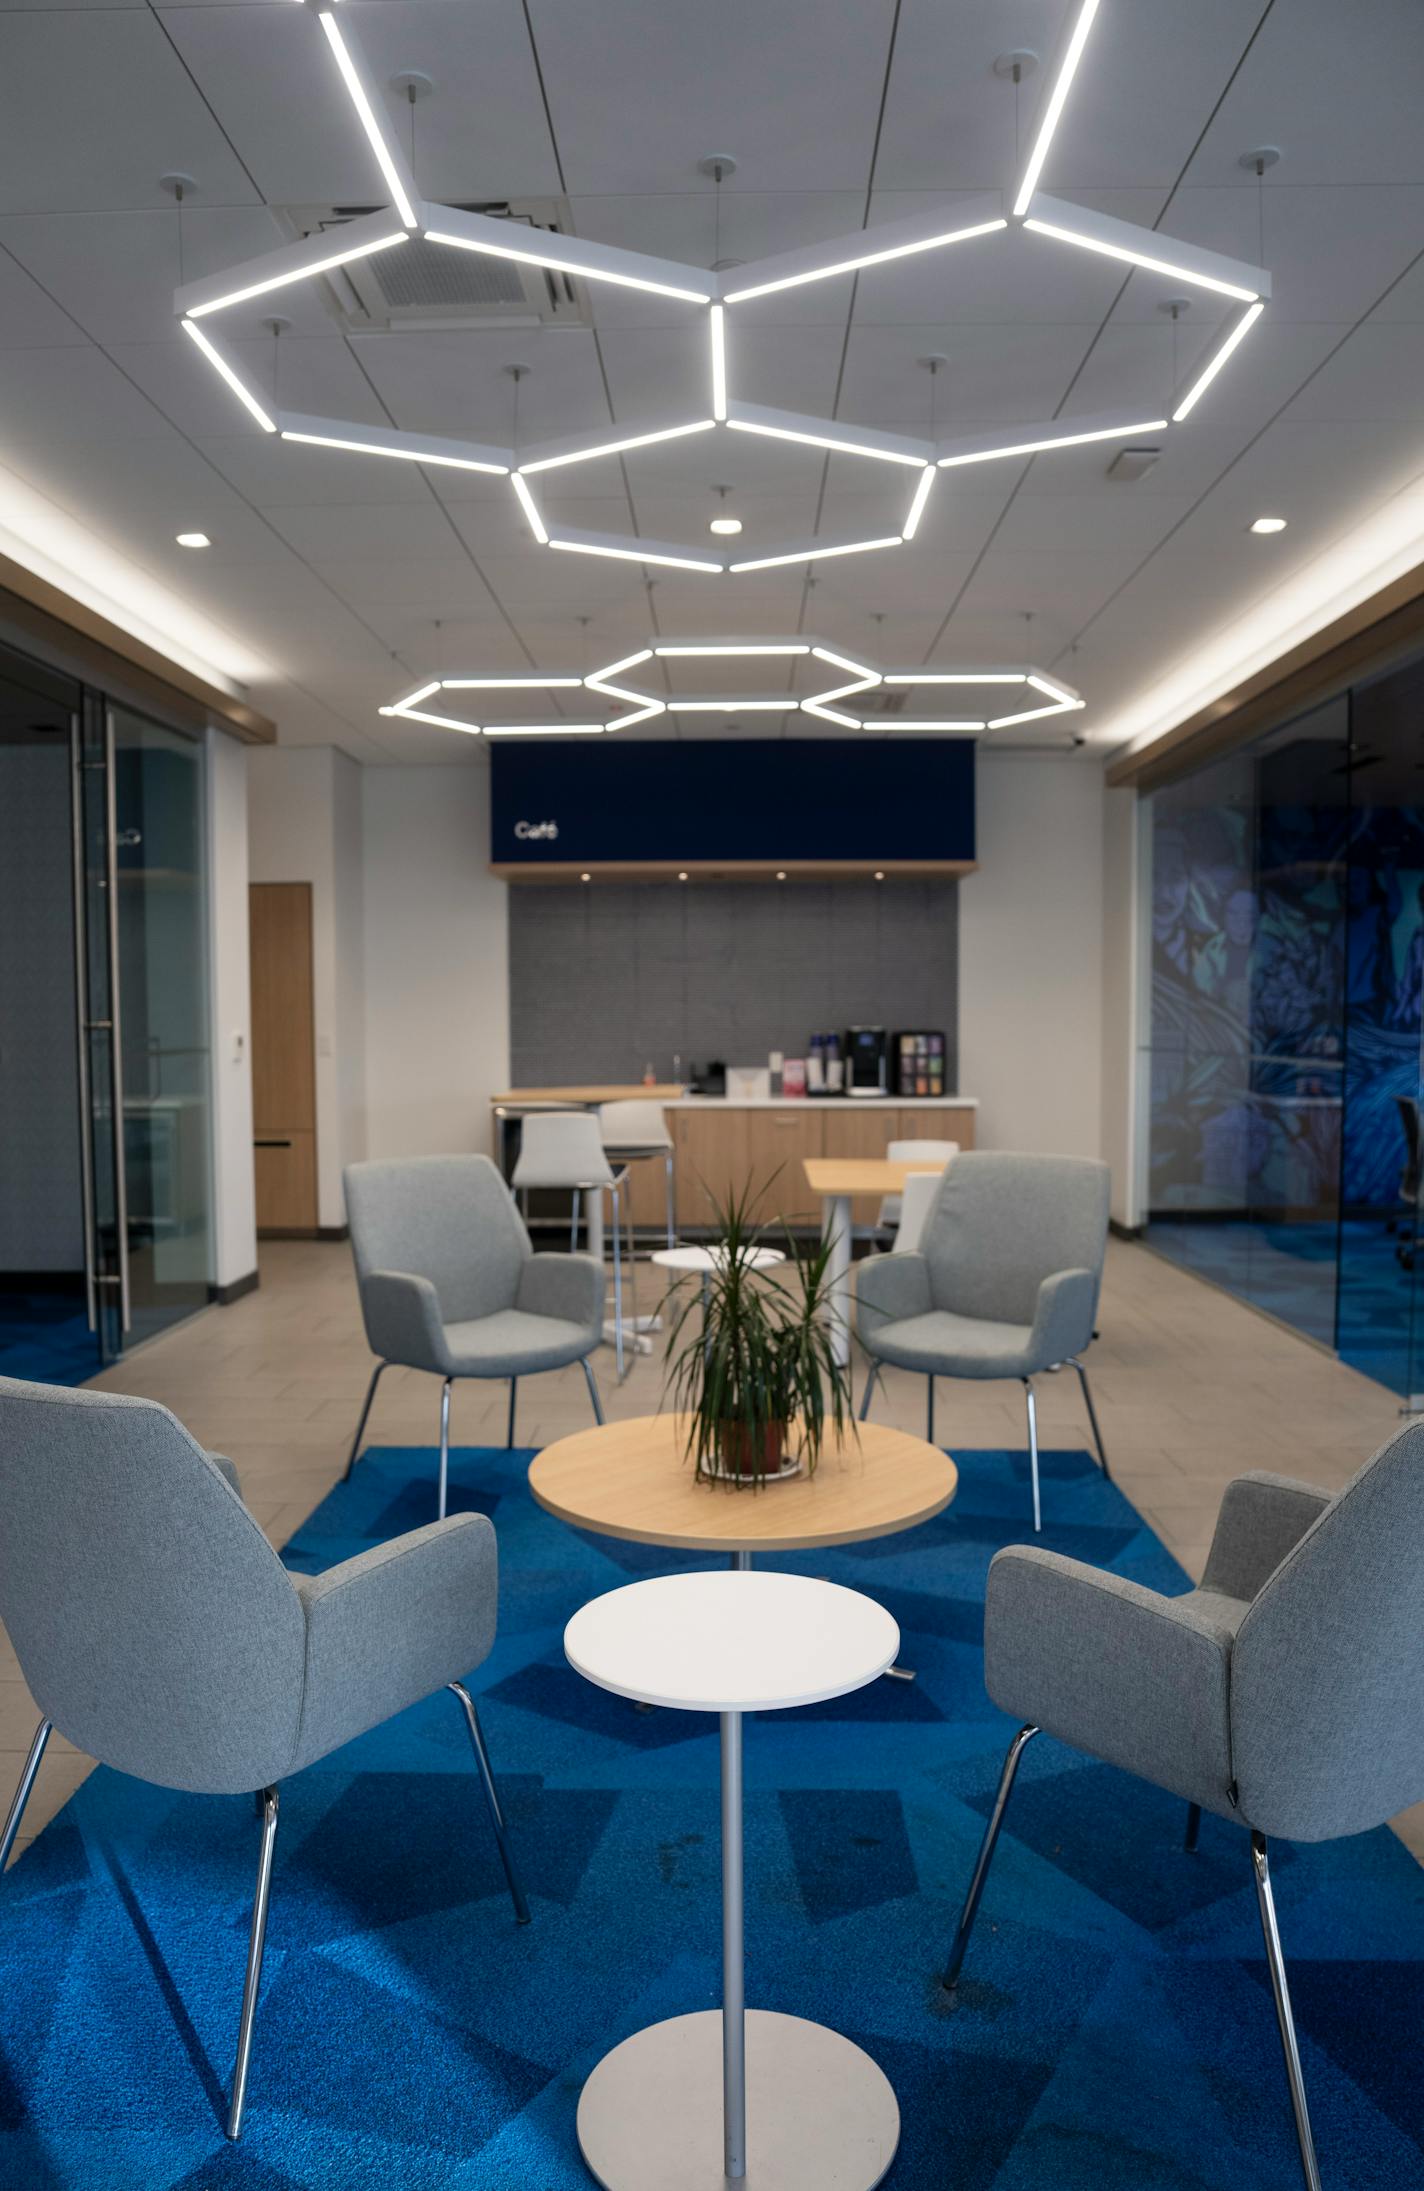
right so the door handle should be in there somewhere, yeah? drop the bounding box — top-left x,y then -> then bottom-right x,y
254,1138 -> 293,1149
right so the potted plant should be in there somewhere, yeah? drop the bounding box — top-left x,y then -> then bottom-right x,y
662,1175 -> 854,1485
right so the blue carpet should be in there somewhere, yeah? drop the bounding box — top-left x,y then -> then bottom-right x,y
0,1294 -> 99,1388
1,1443 -> 1422,2189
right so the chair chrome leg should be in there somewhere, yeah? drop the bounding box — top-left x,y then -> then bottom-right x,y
1068,1357 -> 1110,1479
582,1356 -> 605,1426
450,1683 -> 531,1926
665,1147 -> 676,1249
437,1376 -> 453,1520
1024,1378 -> 1042,1533
0,1719 -> 51,1872
570,1192 -> 580,1253
859,1364 -> 880,1422
227,1786 -> 279,2140
342,1360 -> 387,1481
506,1377 -> 518,1449
943,1724 -> 1039,1992
927,1375 -> 935,1446
610,1182 -> 626,1381
1251,1832 -> 1323,2191
1184,1802 -> 1201,1853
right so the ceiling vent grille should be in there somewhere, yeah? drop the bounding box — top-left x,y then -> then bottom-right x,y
285,202 -> 592,329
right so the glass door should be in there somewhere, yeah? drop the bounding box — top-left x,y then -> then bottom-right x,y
71,699 -> 214,1361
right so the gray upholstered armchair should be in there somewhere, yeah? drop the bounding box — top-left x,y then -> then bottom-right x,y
944,1423 -> 1424,2191
344,1153 -> 605,1517
856,1151 -> 1111,1530
0,1378 -> 528,2142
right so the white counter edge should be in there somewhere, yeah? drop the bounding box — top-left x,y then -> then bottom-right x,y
662,1095 -> 977,1110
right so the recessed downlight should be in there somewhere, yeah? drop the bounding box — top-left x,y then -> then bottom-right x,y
175,531 -> 211,549
678,870 -> 689,882
1250,515 -> 1287,534
580,871 -> 591,882
874,870 -> 885,882
776,870 -> 787,881
710,516 -> 743,536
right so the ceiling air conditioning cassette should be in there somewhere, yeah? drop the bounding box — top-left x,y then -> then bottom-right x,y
285,202 -> 593,331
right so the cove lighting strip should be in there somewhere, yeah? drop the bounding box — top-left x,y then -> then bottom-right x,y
180,4 -> 1272,581
380,639 -> 1085,740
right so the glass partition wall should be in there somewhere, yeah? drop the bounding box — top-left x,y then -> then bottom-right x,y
0,635 -> 214,1378
1145,656 -> 1424,1403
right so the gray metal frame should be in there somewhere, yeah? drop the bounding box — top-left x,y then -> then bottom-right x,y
942,1722 -> 1323,2191
858,1355 -> 1109,1530
0,1687 -> 530,2143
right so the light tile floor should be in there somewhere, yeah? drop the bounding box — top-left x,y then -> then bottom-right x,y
3,1235 -> 1416,1862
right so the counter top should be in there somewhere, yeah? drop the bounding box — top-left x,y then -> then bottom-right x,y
492,1089 -> 975,1111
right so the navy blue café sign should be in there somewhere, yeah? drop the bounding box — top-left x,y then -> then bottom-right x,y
489,738 -> 976,866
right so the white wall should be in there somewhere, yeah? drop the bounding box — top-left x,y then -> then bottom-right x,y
205,726 -> 257,1289
958,752 -> 1105,1159
361,765 -> 509,1160
246,745 -> 362,1228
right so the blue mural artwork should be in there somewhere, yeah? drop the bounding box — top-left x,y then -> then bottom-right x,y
1341,805 -> 1424,1209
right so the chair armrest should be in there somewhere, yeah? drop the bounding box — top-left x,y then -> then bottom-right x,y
361,1269 -> 451,1373
516,1251 -> 603,1336
1201,1473 -> 1333,1604
207,1452 -> 242,1499
290,1513 -> 498,1771
985,1547 -> 1236,1810
1027,1268 -> 1098,1369
855,1251 -> 932,1339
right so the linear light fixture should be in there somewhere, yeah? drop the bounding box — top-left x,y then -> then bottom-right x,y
581,678 -> 652,707
655,643 -> 809,657
722,208 -> 1007,303
878,718 -> 986,733
316,11 -> 419,229
1026,672 -> 1082,705
549,535 -> 724,574
729,536 -> 901,573
180,320 -> 276,433
589,650 -> 654,682
811,646 -> 879,683
938,415 -> 1168,469
177,219 -> 409,321
424,206 -> 714,304
1012,0 -> 1103,216
390,681 -> 441,710
726,402 -> 929,468
482,723 -> 606,737
1171,300 -> 1266,421
1022,195 -> 1268,304
801,702 -> 863,728
710,305 -> 728,421
511,472 -> 548,541
986,702 -> 1078,728
378,705 -> 482,734
444,676 -> 583,690
668,698 -> 796,712
885,671 -> 1024,685
278,412 -> 510,473
901,467 -> 936,540
519,419 -> 716,476
605,701 -> 666,730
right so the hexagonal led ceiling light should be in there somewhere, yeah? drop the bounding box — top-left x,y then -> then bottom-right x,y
378,642 -> 1084,738
177,0 -> 1271,576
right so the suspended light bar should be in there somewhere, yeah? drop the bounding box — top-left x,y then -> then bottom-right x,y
519,419 -> 716,475
179,227 -> 409,322
801,702 -> 863,728
278,412 -> 509,473
378,705 -> 482,734
390,681 -> 441,710
938,415 -> 1168,469
879,718 -> 985,733
1171,300 -> 1266,422
605,701 -> 666,730
1022,195 -> 1268,303
885,671 -> 1024,685
710,305 -> 728,421
511,473 -> 548,542
726,402 -> 929,468
180,320 -> 276,433
900,467 -> 936,540
986,702 -> 1078,729
443,676 -> 583,690
811,647 -> 879,683
425,206 -> 713,304
668,698 -> 797,712
482,723 -> 606,737
729,536 -> 901,573
655,643 -> 809,657
590,649 -> 654,682
316,13 -> 419,228
549,535 -> 724,574
1012,0 -> 1103,217
1026,672 -> 1082,706
722,205 -> 1007,304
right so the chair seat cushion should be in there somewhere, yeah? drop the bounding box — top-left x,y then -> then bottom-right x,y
867,1308 -> 1038,1380
442,1308 -> 595,1376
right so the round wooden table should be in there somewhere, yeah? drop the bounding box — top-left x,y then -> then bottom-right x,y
528,1413 -> 958,1560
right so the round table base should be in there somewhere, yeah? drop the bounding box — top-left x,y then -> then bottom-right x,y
576,2008 -> 900,2190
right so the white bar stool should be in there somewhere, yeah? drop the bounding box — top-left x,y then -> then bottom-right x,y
598,1099 -> 677,1250
565,1570 -> 901,2189
510,1111 -> 637,1378
876,1137 -> 958,1239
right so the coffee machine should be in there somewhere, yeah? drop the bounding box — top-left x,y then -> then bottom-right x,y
844,1026 -> 889,1097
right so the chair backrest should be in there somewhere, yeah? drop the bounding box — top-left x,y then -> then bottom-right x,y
598,1099 -> 672,1152
920,1151 -> 1110,1325
892,1169 -> 944,1255
1230,1421 -> 1424,1842
876,1139 -> 959,1231
346,1154 -> 529,1326
0,1379 -> 304,1795
511,1111 -> 615,1191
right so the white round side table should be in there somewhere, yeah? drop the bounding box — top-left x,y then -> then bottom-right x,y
564,1569 -> 901,2190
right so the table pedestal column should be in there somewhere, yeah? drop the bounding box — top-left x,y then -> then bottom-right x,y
822,1190 -> 853,1370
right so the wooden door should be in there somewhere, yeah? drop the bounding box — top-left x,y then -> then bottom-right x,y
673,1107 -> 755,1230
899,1103 -> 975,1150
249,882 -> 318,1232
821,1107 -> 901,1224
742,1108 -> 823,1227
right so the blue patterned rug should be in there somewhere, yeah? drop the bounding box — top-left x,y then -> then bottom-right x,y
1,1440 -> 1421,2190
